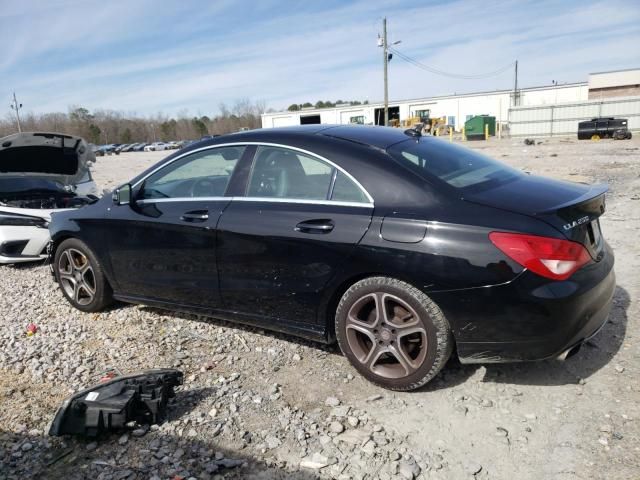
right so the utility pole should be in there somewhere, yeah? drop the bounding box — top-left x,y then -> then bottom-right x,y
10,92 -> 23,133
379,18 -> 401,126
513,60 -> 519,106
383,17 -> 388,126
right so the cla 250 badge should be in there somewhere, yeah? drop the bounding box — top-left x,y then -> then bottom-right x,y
563,215 -> 590,231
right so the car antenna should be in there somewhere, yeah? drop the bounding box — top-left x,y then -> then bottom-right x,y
404,123 -> 423,138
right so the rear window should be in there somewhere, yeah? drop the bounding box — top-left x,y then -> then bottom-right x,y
387,138 -> 522,192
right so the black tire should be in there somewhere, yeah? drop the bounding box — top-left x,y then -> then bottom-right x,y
335,276 -> 453,391
54,238 -> 113,312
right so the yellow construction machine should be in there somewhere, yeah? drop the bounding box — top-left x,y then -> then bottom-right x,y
401,115 -> 449,135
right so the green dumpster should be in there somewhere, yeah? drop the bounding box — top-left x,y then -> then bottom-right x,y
465,115 -> 496,140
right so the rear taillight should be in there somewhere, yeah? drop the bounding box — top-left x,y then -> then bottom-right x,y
489,232 -> 591,281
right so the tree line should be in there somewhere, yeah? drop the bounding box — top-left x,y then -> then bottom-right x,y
287,99 -> 369,111
0,99 -> 267,144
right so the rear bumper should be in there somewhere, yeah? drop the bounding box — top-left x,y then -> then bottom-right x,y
431,242 -> 616,363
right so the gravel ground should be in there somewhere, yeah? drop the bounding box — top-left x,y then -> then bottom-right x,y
1,136 -> 639,480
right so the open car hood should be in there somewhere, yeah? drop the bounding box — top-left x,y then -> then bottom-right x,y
0,132 -> 95,185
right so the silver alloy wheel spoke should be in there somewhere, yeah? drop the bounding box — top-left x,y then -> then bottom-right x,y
77,260 -> 90,273
373,292 -> 387,324
389,343 -> 416,375
60,251 -> 73,274
81,276 -> 96,295
365,344 -> 386,371
396,325 -> 427,339
347,293 -> 382,329
383,293 -> 420,328
346,323 -> 376,342
345,324 -> 376,362
73,280 -> 81,302
59,273 -> 76,284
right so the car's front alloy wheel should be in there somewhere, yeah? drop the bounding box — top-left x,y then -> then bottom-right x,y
58,248 -> 96,306
54,238 -> 113,312
336,277 -> 452,391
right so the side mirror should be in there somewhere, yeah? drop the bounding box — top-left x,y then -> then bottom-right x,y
112,184 -> 132,205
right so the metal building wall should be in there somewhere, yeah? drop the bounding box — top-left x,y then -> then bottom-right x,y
508,96 -> 640,137
261,84 -> 588,129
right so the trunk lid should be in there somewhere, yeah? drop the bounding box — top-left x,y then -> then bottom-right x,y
463,174 -> 607,260
0,132 -> 94,186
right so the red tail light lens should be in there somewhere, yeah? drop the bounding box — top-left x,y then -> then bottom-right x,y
489,232 -> 591,280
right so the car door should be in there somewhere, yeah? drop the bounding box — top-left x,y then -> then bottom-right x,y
216,144 -> 374,327
105,145 -> 248,307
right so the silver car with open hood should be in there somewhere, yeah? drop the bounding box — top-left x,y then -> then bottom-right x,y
0,132 -> 98,264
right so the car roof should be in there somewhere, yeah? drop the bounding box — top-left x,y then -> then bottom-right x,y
198,125 -> 413,150
318,125 -> 412,149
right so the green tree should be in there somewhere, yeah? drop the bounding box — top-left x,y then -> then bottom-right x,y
70,107 -> 92,122
192,117 -> 208,137
121,128 -> 132,143
87,123 -> 101,144
287,104 -> 300,111
160,119 -> 177,140
315,100 -> 325,109
301,102 -> 313,108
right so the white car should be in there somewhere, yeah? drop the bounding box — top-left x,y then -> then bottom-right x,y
0,132 -> 99,264
143,142 -> 168,152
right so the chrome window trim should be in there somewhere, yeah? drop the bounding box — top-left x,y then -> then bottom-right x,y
137,196 -> 373,208
132,142 -> 374,205
232,197 -> 373,208
137,197 -> 228,204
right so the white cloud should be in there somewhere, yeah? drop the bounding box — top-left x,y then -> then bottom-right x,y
1,0 -> 639,116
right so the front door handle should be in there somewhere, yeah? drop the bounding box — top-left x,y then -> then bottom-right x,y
181,210 -> 209,222
295,219 -> 334,234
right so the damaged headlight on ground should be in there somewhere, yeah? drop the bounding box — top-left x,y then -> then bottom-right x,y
49,369 -> 183,437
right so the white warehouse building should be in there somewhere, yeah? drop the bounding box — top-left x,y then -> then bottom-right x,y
261,68 -> 640,135
262,83 -> 588,131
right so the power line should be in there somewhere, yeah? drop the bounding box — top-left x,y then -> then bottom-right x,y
388,47 -> 514,80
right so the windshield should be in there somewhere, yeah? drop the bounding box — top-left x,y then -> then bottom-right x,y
388,138 -> 522,192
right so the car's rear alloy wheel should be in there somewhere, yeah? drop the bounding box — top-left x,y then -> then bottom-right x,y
336,277 -> 452,391
54,238 -> 113,312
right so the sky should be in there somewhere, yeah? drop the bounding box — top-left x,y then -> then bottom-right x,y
1,0 -> 639,118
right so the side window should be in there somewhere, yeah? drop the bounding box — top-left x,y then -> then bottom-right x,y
247,146 -> 333,200
331,171 -> 370,203
141,146 -> 245,199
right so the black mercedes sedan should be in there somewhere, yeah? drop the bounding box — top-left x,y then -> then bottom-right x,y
48,125 -> 615,391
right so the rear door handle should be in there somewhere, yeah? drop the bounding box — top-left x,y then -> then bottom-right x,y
181,210 -> 209,222
295,219 -> 334,234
